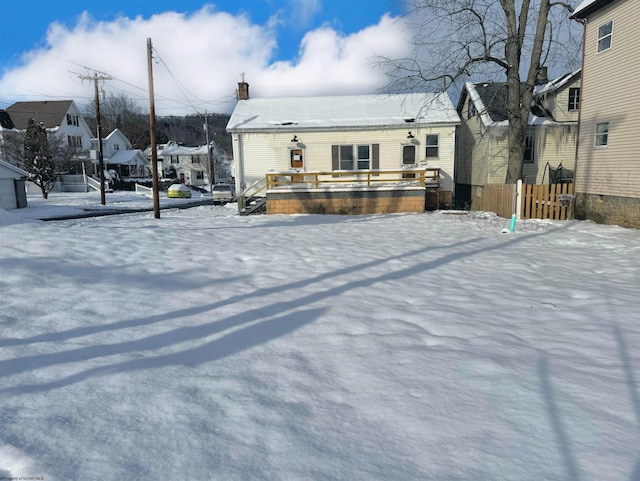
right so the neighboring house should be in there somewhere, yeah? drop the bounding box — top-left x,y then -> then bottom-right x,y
91,128 -> 150,180
5,100 -> 93,173
571,0 -> 639,228
455,70 -> 581,208
226,82 -> 460,206
0,158 -> 28,210
149,140 -> 229,187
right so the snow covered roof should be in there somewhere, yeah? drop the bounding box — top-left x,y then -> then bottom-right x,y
534,69 -> 581,96
106,150 -> 147,165
227,92 -> 460,133
161,143 -> 210,156
571,0 -> 612,18
463,71 -> 580,127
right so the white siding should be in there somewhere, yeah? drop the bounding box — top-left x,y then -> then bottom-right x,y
232,125 -> 457,193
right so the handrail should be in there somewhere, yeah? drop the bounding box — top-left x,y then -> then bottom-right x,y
237,177 -> 268,212
86,176 -> 111,193
265,168 -> 439,189
135,183 -> 153,197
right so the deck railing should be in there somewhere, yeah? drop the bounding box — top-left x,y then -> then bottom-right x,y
265,167 -> 440,189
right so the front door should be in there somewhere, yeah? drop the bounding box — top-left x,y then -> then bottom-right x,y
401,144 -> 417,178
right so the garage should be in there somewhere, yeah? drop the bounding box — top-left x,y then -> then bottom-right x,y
0,160 -> 29,210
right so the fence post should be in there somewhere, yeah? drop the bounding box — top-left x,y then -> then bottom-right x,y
516,180 -> 522,220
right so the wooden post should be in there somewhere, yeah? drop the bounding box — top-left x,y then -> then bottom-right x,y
147,38 -> 160,219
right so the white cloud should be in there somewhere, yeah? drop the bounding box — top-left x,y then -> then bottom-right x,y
0,8 -> 410,115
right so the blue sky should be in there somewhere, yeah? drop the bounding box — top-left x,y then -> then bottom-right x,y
1,0 -> 406,114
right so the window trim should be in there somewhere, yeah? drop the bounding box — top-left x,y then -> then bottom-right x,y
523,135 -> 535,164
568,88 -> 580,112
597,20 -> 613,53
425,134 -> 439,159
595,122 -> 609,147
402,144 -> 417,165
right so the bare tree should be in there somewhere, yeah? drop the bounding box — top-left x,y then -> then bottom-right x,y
84,92 -> 150,149
384,0 -> 580,183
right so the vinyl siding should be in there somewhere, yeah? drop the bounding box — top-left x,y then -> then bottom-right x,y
232,125 -> 457,192
521,125 -> 578,183
575,0 -> 640,198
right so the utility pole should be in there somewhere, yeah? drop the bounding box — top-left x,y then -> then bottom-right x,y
204,111 -> 215,193
79,72 -> 112,205
147,38 -> 161,219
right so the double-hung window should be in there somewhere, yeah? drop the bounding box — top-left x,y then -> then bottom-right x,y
426,134 -> 439,159
357,145 -> 371,169
595,122 -> 609,147
598,21 -> 613,52
337,145 -> 371,170
568,88 -> 580,111
524,135 -> 535,163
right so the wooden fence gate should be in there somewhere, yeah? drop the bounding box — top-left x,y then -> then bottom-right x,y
520,183 -> 574,220
479,182 -> 574,221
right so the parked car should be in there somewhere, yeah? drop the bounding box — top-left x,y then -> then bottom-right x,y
211,184 -> 234,204
167,183 -> 192,198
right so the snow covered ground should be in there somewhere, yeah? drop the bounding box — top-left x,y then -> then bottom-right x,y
1,192 -> 639,480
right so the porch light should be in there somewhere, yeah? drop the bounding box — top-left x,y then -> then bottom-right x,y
291,135 -> 298,142
407,131 -> 415,139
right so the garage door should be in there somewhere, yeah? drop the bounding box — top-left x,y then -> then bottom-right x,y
0,179 -> 17,210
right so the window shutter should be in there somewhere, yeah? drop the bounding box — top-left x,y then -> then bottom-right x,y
332,145 -> 339,177
372,143 -> 379,175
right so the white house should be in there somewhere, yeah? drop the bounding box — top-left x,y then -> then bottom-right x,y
226,82 -> 460,208
0,158 -> 29,210
91,128 -> 149,180
6,100 -> 93,160
151,140 -> 229,187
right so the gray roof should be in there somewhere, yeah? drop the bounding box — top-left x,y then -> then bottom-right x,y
6,100 -> 74,130
227,92 -> 459,132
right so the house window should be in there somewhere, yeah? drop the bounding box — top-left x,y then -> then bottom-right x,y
339,145 -> 354,170
66,114 -> 79,126
170,156 -> 179,164
524,135 -> 535,163
67,135 -> 82,148
357,145 -> 370,169
426,134 -> 439,158
468,101 -> 477,119
192,156 -> 201,164
597,21 -> 613,52
114,144 -> 120,151
402,145 -> 416,165
196,171 -> 204,180
335,145 -> 371,170
595,122 -> 609,147
568,88 -> 580,111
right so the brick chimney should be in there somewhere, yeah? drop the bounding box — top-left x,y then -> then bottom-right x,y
237,75 -> 250,100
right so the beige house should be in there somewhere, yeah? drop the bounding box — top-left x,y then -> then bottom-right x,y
571,0 -> 639,228
226,82 -> 460,212
455,71 -> 580,208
